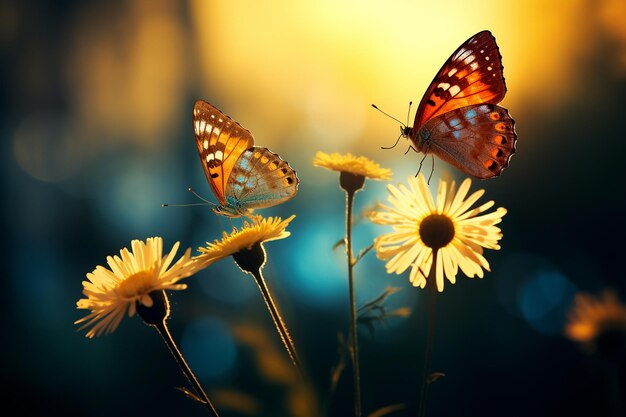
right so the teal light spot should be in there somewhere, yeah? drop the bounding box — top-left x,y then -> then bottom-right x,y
518,270 -> 576,335
237,174 -> 247,183
453,130 -> 461,139
182,317 -> 236,380
449,118 -> 461,127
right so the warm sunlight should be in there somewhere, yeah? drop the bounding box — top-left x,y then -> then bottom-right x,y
191,0 -> 589,149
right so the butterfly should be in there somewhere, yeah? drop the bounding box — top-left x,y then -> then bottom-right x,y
192,100 -> 299,217
383,30 -> 517,179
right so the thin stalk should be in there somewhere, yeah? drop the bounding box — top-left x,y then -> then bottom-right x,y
607,363 -> 624,417
417,250 -> 438,417
153,320 -> 220,417
250,268 -> 304,375
346,189 -> 362,417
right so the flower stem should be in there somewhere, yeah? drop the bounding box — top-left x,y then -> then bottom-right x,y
153,320 -> 220,417
417,250 -> 438,417
346,189 -> 362,417
250,267 -> 304,375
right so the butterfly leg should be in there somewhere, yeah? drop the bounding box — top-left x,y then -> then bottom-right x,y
415,152 -> 428,177
427,154 -> 435,185
381,133 -> 403,150
404,143 -> 420,155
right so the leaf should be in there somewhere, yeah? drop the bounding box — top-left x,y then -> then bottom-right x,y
329,332 -> 349,394
358,286 -> 402,313
357,287 -> 411,337
354,243 -> 375,265
332,238 -> 346,251
175,387 -> 206,405
427,372 -> 446,384
367,403 -> 407,417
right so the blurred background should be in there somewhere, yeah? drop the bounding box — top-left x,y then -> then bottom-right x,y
2,0 -> 626,416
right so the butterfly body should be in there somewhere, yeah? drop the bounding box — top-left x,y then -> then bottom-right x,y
193,100 -> 298,217
394,30 -> 517,178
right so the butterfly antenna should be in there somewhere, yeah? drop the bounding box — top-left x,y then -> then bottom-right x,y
161,187 -> 217,208
406,101 -> 413,126
162,202 -> 211,207
187,187 -> 215,205
371,104 -> 407,127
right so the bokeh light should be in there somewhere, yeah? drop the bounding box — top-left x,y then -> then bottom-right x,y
518,269 -> 577,335
182,316 -> 238,381
4,1 -> 626,416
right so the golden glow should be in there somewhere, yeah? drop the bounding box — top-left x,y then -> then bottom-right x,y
191,0 -> 590,149
67,0 -> 186,148
597,0 -> 626,69
565,290 -> 626,349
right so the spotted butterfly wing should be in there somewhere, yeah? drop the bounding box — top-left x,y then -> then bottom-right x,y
192,100 -> 254,205
416,104 -> 515,179
412,30 -> 507,127
225,147 -> 298,210
193,100 -> 298,217
402,30 -> 517,179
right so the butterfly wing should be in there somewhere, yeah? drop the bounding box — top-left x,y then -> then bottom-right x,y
192,100 -> 254,205
412,30 -> 507,129
225,147 -> 299,210
419,104 -> 516,179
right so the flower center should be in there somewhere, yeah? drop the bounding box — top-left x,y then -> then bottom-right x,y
340,171 -> 365,193
419,214 -> 455,249
232,242 -> 267,274
116,270 -> 154,299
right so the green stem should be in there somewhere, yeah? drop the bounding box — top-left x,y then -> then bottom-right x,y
153,320 -> 220,417
346,189 -> 362,417
250,267 -> 304,375
417,250 -> 438,417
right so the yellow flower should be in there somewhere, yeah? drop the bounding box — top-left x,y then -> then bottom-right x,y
75,237 -> 201,338
196,215 -> 295,267
370,174 -> 506,292
312,151 -> 392,181
195,215 -> 302,370
565,290 -> 626,353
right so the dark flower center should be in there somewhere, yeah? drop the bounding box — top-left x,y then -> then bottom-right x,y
419,214 -> 455,250
136,290 -> 170,326
339,171 -> 365,193
232,242 -> 266,274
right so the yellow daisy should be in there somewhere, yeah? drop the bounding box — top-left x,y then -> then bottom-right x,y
369,174 -> 506,292
75,237 -> 201,338
565,290 -> 626,353
312,151 -> 392,181
196,215 -> 295,268
195,215 -> 301,371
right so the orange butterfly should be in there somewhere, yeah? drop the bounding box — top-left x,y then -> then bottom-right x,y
192,100 -> 298,217
382,30 -> 517,179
